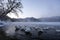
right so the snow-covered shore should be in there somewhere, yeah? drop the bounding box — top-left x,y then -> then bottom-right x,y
0,22 -> 60,40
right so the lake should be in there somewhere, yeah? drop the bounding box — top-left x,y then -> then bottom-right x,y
10,22 -> 60,26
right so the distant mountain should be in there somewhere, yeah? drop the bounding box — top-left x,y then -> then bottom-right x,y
11,16 -> 60,22
11,17 -> 40,22
39,16 -> 60,22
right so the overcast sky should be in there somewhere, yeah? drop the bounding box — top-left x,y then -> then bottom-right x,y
8,0 -> 60,18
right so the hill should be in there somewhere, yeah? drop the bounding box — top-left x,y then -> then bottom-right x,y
11,16 -> 60,22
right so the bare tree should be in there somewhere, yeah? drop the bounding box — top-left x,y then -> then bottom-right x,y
0,0 -> 23,18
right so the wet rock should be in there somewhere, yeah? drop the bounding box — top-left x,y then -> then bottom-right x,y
25,31 -> 32,36
38,31 -> 43,36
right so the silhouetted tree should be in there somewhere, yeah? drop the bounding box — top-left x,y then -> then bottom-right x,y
0,0 -> 23,19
